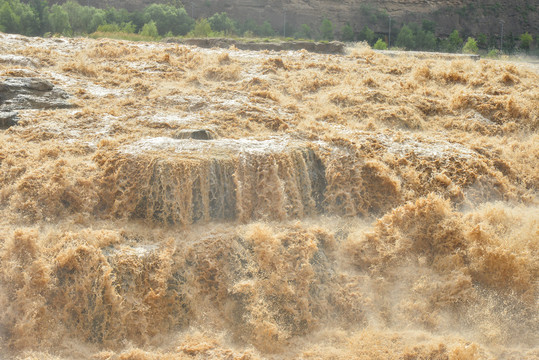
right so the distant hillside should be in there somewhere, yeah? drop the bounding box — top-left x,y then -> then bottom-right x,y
49,0 -> 538,39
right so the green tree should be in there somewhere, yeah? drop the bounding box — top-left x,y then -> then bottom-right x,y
421,19 -> 436,33
0,2 -> 21,33
503,32 -> 516,54
294,23 -> 312,39
239,19 -> 256,36
143,4 -> 194,36
396,25 -> 415,49
463,37 -> 478,54
520,32 -> 533,52
373,38 -> 387,50
447,29 -> 463,52
258,20 -> 274,37
191,18 -> 212,37
341,23 -> 354,42
61,1 -> 91,33
357,25 -> 374,44
477,33 -> 488,49
409,23 -> 436,51
208,12 -> 236,35
105,7 -> 131,27
139,20 -> 158,37
88,10 -> 107,33
48,4 -> 71,35
6,0 -> 40,35
320,17 -> 333,41
462,37 -> 479,54
27,0 -> 49,33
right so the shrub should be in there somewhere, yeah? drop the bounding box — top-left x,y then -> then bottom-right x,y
97,21 -> 136,34
463,37 -> 478,54
520,32 -> 533,51
191,18 -> 212,37
486,49 -> 499,58
139,20 -> 158,38
373,38 -> 387,50
97,22 -> 121,32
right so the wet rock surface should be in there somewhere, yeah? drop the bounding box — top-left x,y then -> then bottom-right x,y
0,77 -> 73,128
173,128 -> 215,140
0,111 -> 18,128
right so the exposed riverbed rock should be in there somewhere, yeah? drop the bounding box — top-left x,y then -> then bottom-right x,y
173,129 -> 215,140
0,77 -> 74,128
0,111 -> 18,128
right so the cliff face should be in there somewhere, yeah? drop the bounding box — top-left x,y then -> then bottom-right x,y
73,0 -> 538,37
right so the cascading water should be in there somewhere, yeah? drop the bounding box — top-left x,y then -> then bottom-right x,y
0,33 -> 537,359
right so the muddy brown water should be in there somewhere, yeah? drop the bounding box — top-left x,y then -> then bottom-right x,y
0,33 -> 538,359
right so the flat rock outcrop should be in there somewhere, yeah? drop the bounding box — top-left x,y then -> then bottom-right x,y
0,77 -> 73,128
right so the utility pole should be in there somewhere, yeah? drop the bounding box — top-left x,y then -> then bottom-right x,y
283,9 -> 286,37
500,20 -> 504,52
388,15 -> 391,48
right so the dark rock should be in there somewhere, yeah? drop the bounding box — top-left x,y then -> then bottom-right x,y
0,111 -> 19,129
173,129 -> 214,140
3,77 -> 54,91
0,77 -> 74,127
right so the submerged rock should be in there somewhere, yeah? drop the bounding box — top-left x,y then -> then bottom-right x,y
0,111 -> 18,128
95,133 -> 512,225
173,129 -> 215,140
96,137 -> 327,225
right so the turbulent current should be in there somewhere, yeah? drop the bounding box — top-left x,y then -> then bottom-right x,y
0,33 -> 538,359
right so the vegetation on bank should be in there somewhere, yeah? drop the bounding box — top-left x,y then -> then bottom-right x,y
0,0 -> 536,55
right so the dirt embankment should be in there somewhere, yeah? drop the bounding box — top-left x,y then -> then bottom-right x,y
167,38 -> 346,54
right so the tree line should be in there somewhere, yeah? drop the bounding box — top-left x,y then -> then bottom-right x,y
0,0 -> 535,54
0,0 -> 277,38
